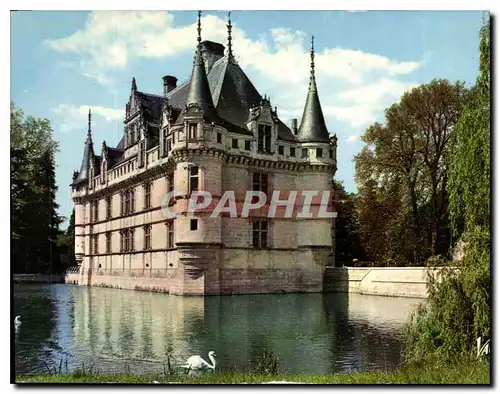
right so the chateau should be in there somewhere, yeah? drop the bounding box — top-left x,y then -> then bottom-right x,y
71,12 -> 338,295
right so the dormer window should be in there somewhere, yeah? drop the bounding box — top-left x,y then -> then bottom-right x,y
138,141 -> 145,167
278,145 -> 284,155
257,124 -> 272,153
162,131 -> 168,157
188,124 -> 197,140
134,124 -> 140,142
232,139 -> 238,149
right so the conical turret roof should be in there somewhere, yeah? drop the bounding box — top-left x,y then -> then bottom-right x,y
73,109 -> 95,184
185,11 -> 216,113
297,36 -> 330,143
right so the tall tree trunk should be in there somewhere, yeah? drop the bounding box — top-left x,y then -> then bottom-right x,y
430,180 -> 439,256
409,180 -> 420,264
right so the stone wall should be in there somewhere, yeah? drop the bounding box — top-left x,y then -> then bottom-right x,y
66,265 -> 443,298
323,266 -> 444,299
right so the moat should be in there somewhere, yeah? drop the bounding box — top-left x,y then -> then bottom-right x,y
14,284 -> 422,376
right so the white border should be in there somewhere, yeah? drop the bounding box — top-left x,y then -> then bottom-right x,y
4,2 -> 498,394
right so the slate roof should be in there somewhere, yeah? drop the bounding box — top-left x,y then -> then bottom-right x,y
73,134 -> 94,184
138,92 -> 163,124
107,147 -> 124,167
296,39 -> 330,143
105,40 -> 302,165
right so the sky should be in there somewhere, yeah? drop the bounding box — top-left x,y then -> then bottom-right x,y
10,10 -> 484,227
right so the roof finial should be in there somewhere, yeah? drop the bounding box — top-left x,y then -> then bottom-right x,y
227,11 -> 234,62
197,11 -> 202,46
309,35 -> 317,91
87,108 -> 92,137
132,77 -> 137,91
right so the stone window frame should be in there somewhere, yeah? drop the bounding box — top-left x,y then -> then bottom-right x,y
257,124 -> 272,153
92,234 -> 99,255
166,220 -> 174,249
92,200 -> 99,223
130,189 -> 135,213
166,138 -> 172,155
130,228 -> 135,252
120,193 -> 125,216
217,132 -> 222,144
167,173 -> 174,193
188,166 -> 199,195
302,148 -> 308,158
124,191 -> 130,214
188,123 -> 197,140
119,230 -> 125,253
124,230 -> 129,252
316,148 -> 323,158
190,218 -> 198,231
122,188 -> 135,216
144,224 -> 152,251
251,172 -> 269,204
162,130 -> 169,157
252,219 -> 268,249
290,146 -> 296,157
278,145 -> 284,155
105,232 -> 111,254
106,196 -> 112,220
144,182 -> 152,210
232,138 -> 239,149
252,172 -> 269,194
138,140 -> 146,167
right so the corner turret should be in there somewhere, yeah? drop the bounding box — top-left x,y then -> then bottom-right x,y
297,36 -> 330,143
73,109 -> 95,184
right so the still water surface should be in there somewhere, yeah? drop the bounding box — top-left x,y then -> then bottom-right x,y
14,284 -> 422,376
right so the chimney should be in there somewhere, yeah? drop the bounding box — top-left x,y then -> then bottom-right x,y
162,75 -> 178,96
291,118 -> 298,135
200,41 -> 225,73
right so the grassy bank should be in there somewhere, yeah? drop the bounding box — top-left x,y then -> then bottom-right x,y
17,360 -> 490,384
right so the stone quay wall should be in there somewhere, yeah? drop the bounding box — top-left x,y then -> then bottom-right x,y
323,266 -> 446,299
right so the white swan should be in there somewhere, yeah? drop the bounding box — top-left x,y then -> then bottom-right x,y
182,351 -> 216,373
14,316 -> 22,327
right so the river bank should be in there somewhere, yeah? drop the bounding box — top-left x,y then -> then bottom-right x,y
16,360 -> 490,384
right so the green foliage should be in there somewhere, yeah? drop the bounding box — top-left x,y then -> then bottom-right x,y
404,18 -> 491,365
11,103 -> 66,274
251,349 -> 280,375
16,360 -> 490,384
354,78 -> 467,265
333,181 -> 364,265
56,209 -> 77,268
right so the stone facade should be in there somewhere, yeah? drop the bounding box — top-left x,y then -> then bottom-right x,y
71,14 -> 337,296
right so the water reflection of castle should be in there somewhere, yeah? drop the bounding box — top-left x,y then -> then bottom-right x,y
71,286 -> 421,373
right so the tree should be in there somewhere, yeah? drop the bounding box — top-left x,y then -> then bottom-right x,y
355,118 -> 423,264
332,181 -> 363,265
354,79 -> 467,264
396,80 -> 466,255
11,103 -> 62,274
56,209 -> 77,269
404,18 -> 491,364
